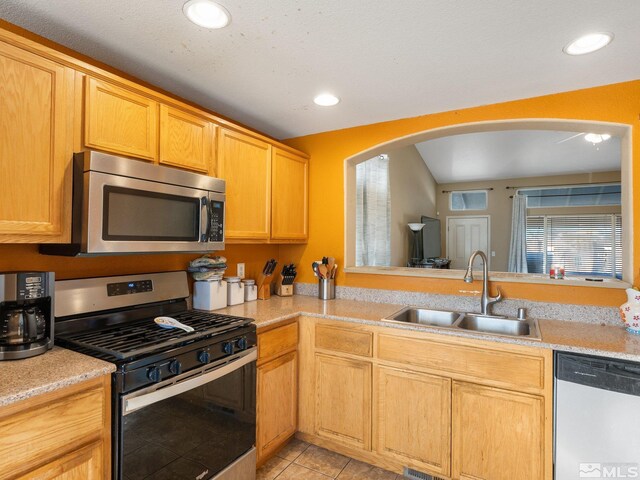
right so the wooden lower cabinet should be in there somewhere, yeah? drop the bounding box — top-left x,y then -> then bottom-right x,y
298,318 -> 552,479
315,353 -> 372,451
452,381 -> 544,480
0,375 -> 110,480
257,351 -> 298,462
376,365 -> 451,477
16,441 -> 104,480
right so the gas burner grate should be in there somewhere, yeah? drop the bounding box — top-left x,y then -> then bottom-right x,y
57,311 -> 251,360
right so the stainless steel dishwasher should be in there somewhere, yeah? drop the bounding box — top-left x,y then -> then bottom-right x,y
555,352 -> 640,480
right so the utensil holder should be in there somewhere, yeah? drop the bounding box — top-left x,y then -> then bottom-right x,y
318,278 -> 335,300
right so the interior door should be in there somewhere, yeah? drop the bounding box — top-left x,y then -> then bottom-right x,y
446,216 -> 489,269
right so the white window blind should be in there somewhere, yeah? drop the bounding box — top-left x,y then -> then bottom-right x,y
526,214 -> 622,279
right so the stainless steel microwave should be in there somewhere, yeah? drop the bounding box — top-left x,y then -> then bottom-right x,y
40,151 -> 225,256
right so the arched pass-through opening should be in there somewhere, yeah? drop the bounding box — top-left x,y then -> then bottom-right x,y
344,118 -> 633,286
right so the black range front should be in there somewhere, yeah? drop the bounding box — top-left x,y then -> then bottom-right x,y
117,332 -> 256,480
54,271 -> 258,480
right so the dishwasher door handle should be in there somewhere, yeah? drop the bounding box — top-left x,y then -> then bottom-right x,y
609,364 -> 640,379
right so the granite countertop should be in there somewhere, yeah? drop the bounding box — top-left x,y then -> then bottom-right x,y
218,295 -> 640,362
0,347 -> 115,407
3,295 -> 638,409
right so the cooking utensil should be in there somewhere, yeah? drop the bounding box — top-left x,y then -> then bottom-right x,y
327,257 -> 335,274
154,316 -> 195,333
318,264 -> 328,279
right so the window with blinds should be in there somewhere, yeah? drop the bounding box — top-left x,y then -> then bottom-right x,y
526,214 -> 622,279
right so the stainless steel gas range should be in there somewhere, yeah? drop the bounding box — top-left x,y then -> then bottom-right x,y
54,271 -> 256,480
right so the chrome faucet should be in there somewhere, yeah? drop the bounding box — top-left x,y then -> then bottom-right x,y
463,250 -> 502,316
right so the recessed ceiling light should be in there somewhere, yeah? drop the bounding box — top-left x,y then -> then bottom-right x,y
563,33 -> 613,55
313,93 -> 340,107
183,0 -> 231,29
584,133 -> 611,144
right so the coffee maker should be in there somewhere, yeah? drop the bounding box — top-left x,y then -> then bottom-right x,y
0,272 -> 54,360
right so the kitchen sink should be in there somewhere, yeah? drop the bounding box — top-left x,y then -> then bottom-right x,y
383,307 -> 542,340
384,307 -> 462,327
456,314 -> 541,340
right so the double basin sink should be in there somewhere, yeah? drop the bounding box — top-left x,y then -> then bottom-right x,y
383,307 -> 541,341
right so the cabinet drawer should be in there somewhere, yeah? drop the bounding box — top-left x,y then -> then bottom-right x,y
0,384 -> 106,474
258,322 -> 298,363
378,334 -> 544,390
315,324 -> 373,357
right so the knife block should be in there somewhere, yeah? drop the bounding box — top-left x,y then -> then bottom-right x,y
276,275 -> 293,297
257,275 -> 273,300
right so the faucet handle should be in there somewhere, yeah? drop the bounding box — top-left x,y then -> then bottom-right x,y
489,286 -> 502,304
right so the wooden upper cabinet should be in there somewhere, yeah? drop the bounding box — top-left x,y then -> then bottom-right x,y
271,147 -> 309,241
0,40 -> 72,242
159,105 -> 216,174
376,366 -> 451,477
85,76 -> 158,161
218,128 -> 271,241
452,381 -> 544,480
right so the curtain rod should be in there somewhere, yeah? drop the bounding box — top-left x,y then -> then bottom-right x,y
505,181 -> 619,190
441,188 -> 494,194
509,192 -> 621,199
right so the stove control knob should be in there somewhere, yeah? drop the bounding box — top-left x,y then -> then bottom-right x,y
198,350 -> 211,364
147,366 -> 161,383
223,341 -> 235,355
168,360 -> 182,375
236,337 -> 248,351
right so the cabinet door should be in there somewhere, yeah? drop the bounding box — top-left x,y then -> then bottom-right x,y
17,441 -> 104,480
85,76 -> 157,161
452,381 -> 544,480
0,41 -> 72,241
315,353 -> 372,451
159,105 -> 215,174
257,352 -> 297,462
376,366 -> 451,477
271,147 -> 308,241
217,128 -> 271,240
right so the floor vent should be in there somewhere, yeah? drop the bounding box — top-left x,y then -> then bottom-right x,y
402,467 -> 445,480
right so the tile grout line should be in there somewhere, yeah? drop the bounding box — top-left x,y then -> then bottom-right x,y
335,458 -> 353,479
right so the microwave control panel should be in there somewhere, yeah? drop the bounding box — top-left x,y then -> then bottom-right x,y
209,200 -> 224,242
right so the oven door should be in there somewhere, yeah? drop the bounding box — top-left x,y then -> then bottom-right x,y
117,349 -> 256,480
85,170 -> 221,254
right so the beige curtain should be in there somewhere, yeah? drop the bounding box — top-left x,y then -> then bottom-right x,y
355,155 -> 390,266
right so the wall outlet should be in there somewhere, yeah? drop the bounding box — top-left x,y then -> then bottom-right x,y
237,263 -> 245,278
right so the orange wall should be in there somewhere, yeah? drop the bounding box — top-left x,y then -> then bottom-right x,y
0,244 -> 278,282
281,80 -> 640,307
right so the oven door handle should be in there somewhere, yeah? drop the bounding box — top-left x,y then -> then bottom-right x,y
123,348 -> 257,415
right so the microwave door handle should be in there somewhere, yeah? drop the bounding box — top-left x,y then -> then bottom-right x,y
200,197 -> 210,242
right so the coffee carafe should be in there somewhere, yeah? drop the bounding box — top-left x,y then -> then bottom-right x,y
0,272 -> 54,360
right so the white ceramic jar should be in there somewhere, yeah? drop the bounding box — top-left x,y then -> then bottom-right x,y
193,279 -> 227,311
243,279 -> 257,301
225,277 -> 245,306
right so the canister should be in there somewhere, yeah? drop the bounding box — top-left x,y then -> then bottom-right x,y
243,279 -> 257,301
193,279 -> 227,311
225,276 -> 245,306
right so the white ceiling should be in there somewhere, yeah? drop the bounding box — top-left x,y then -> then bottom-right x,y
1,1 -> 639,139
414,130 -> 621,184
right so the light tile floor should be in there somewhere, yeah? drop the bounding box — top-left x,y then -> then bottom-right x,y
257,439 -> 405,480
